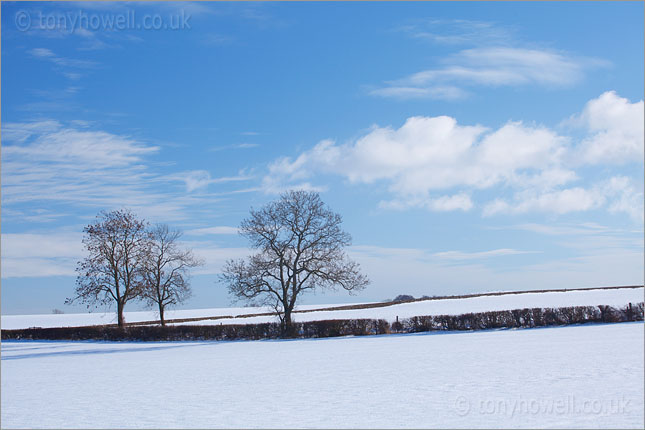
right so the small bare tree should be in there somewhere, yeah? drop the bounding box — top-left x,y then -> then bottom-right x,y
220,190 -> 369,335
67,209 -> 149,328
143,224 -> 203,326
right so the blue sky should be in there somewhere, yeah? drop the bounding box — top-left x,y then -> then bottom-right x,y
2,1 -> 643,315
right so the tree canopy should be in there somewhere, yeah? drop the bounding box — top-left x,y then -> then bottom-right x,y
221,190 -> 369,334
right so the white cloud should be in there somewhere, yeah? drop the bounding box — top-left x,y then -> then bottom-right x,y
270,117 -> 573,196
371,47 -> 606,100
263,115 -> 569,207
428,194 -> 474,212
603,176 -> 644,221
380,193 -> 473,212
483,176 -> 643,221
265,117 -> 485,193
483,187 -> 602,216
263,92 -> 642,220
573,91 -> 644,164
261,162 -> 328,195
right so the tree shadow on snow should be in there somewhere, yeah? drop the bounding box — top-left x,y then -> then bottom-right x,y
1,341 -> 215,361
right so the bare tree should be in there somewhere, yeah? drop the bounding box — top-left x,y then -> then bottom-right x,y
143,224 -> 203,326
66,209 -> 149,328
220,190 -> 369,335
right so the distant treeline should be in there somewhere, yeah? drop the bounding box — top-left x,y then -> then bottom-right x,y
3,302 -> 643,342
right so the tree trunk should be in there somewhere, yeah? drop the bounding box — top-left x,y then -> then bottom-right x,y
282,308 -> 295,337
117,300 -> 125,328
159,303 -> 166,327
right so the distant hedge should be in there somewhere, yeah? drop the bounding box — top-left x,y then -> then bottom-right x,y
2,302 -> 642,342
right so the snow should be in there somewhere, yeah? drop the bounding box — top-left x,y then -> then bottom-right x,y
174,287 -> 644,326
2,322 -> 643,428
0,302 -> 356,330
2,287 -> 642,330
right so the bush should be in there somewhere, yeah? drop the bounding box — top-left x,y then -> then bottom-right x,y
393,294 -> 415,302
3,303 -> 642,342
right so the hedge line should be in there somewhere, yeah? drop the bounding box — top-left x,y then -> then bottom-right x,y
2,302 -> 642,342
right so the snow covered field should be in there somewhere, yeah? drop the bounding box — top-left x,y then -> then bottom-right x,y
0,302 -> 353,330
2,323 -> 643,428
3,286 -> 642,329
177,287 -> 645,326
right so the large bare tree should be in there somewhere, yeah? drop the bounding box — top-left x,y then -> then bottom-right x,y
67,209 -> 150,328
221,190 -> 369,334
143,224 -> 203,326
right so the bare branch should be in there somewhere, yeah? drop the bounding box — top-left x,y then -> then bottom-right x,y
219,191 -> 369,334
141,224 -> 204,326
69,209 -> 149,328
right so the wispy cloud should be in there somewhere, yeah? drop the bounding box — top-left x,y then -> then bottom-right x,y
1,121 -> 254,223
1,232 -> 84,278
209,143 -> 260,152
168,170 -> 253,192
431,249 -> 536,260
379,193 -> 474,212
3,123 -> 158,167
505,222 -> 614,236
349,245 -> 535,264
370,47 -> 607,100
397,18 -> 515,46
369,85 -> 467,101
0,231 -> 248,278
29,47 -> 98,69
185,226 -> 239,236
202,33 -> 234,46
64,72 -> 83,80
28,47 -> 98,81
498,223 -> 643,253
348,245 -> 643,299
1,120 -> 62,143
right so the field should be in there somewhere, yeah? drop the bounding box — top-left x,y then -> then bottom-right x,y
2,323 -> 643,428
3,287 -> 643,428
3,286 -> 643,329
